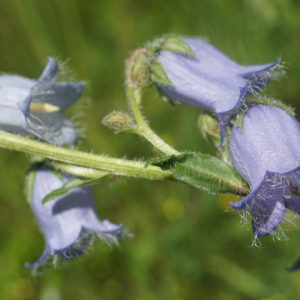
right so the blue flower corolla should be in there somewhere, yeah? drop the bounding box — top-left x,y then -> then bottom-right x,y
0,57 -> 83,145
157,38 -> 281,144
229,105 -> 300,238
26,165 -> 123,268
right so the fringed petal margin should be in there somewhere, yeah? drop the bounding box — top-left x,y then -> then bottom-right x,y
25,245 -> 51,269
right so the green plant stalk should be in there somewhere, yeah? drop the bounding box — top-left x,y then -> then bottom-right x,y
0,130 -> 174,181
126,48 -> 180,156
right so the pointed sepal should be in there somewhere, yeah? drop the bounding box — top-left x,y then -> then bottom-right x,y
150,58 -> 173,85
160,35 -> 196,57
146,34 -> 196,58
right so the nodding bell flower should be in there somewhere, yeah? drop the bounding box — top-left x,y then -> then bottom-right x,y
0,57 -> 83,145
26,165 -> 124,268
229,105 -> 300,238
157,38 -> 281,145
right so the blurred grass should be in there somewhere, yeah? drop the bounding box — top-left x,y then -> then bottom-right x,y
0,0 -> 300,299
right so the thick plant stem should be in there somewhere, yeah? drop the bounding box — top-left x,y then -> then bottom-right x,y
126,48 -> 180,156
0,130 -> 174,181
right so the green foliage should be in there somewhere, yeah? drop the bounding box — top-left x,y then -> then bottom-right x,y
129,53 -> 151,89
148,153 -> 248,194
198,114 -> 221,146
147,35 -> 195,86
42,174 -> 114,204
150,58 -> 173,85
149,34 -> 196,57
24,163 -> 39,204
0,0 -> 300,299
160,35 -> 196,57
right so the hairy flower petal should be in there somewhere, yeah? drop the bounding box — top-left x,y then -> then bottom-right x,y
230,105 -> 300,237
0,57 -> 83,145
26,165 -> 124,268
157,38 -> 281,144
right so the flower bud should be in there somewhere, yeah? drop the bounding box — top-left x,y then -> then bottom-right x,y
102,111 -> 142,135
129,53 -> 150,89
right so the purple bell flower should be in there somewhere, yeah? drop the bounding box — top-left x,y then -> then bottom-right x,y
26,165 -> 124,268
0,57 -> 83,145
157,38 -> 281,144
229,105 -> 300,237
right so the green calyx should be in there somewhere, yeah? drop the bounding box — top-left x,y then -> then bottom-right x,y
146,34 -> 196,58
146,35 -> 196,86
255,98 -> 295,116
232,98 -> 295,130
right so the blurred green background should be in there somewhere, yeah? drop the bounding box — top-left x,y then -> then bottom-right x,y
0,0 -> 300,299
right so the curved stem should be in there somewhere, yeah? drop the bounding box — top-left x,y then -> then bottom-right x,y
0,130 -> 174,181
126,48 -> 180,156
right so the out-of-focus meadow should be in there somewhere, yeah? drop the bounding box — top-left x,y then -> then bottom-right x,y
0,0 -> 300,299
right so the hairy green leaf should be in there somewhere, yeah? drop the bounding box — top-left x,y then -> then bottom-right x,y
148,153 -> 248,195
42,174 -> 114,204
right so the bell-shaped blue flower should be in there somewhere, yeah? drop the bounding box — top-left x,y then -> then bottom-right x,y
157,38 -> 281,144
26,165 -> 124,268
229,105 -> 300,237
0,57 -> 83,145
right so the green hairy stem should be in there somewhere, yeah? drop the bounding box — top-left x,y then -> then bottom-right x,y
125,48 -> 180,156
0,130 -> 174,181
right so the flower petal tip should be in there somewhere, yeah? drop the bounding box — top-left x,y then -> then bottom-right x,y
229,193 -> 254,211
100,220 -> 124,233
25,246 -> 51,269
38,57 -> 58,86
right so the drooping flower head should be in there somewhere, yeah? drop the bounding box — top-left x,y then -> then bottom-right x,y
26,165 -> 124,268
0,57 -> 83,145
229,105 -> 300,238
157,38 -> 281,144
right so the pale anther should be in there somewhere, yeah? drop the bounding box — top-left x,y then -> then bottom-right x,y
29,102 -> 60,113
284,175 -> 300,199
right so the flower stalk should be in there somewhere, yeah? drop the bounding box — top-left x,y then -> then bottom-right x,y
0,130 -> 174,181
125,48 -> 180,156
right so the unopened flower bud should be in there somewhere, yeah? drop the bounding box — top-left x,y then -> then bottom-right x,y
129,53 -> 150,89
102,111 -> 141,134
